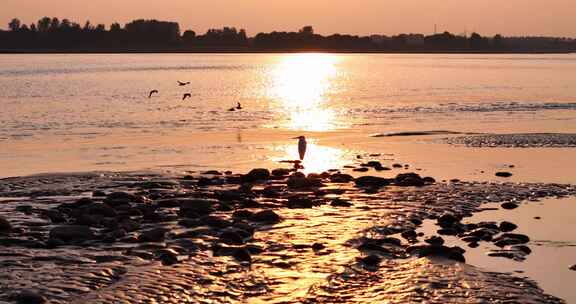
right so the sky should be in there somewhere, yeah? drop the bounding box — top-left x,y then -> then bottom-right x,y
2,0 -> 575,37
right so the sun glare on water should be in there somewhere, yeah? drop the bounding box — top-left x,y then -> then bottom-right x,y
272,141 -> 349,174
269,54 -> 339,132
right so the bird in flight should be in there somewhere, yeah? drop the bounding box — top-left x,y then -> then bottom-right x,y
182,93 -> 192,101
178,81 -> 191,86
149,90 -> 159,98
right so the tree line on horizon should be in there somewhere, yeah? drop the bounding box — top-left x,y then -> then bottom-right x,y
1,17 -> 575,52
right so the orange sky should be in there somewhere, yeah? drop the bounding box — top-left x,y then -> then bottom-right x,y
2,0 -> 575,37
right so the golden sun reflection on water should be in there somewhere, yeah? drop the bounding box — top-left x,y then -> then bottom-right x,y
268,54 -> 339,131
272,141 -> 349,174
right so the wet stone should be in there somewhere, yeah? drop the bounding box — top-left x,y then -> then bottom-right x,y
11,290 -> 47,304
495,172 -> 513,178
250,210 -> 281,223
241,168 -> 271,183
424,236 -> 445,246
49,225 -> 95,242
360,254 -> 382,268
570,264 -> 576,271
330,199 -> 353,207
138,228 -> 170,242
287,196 -> 315,209
329,173 -> 354,183
395,173 -> 425,187
499,221 -> 518,232
355,176 -> 390,188
501,202 -> 519,210
271,168 -> 291,177
0,216 -> 12,233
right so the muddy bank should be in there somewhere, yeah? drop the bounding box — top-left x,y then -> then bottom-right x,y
443,133 -> 576,148
1,167 -> 574,303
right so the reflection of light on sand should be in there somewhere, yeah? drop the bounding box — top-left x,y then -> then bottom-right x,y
269,54 -> 338,131
272,142 -> 347,174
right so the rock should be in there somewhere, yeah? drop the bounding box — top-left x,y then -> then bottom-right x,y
392,163 -> 403,168
92,190 -> 107,197
401,229 -> 417,240
287,174 -> 322,189
251,210 -> 281,223
468,242 -> 479,248
495,172 -> 513,178
232,248 -> 252,263
219,230 -> 245,245
287,196 -> 315,208
215,190 -> 244,201
138,228 -> 169,242
241,168 -> 271,183
354,176 -> 390,188
11,290 -> 47,304
437,228 -> 458,236
406,245 -> 466,263
15,205 -> 33,214
570,264 -> 576,271
424,236 -> 444,246
395,173 -> 425,187
104,192 -> 145,206
493,233 -> 530,247
353,167 -> 369,172
329,173 -> 354,183
84,203 -> 117,217
0,216 -> 12,233
374,165 -> 391,171
501,202 -> 519,210
422,177 -> 436,184
512,245 -> 532,255
233,210 -> 254,219
330,199 -> 353,207
271,168 -> 291,177
499,221 -> 518,232
437,213 -> 460,227
179,199 -> 217,217
49,225 -> 95,242
156,248 -> 179,266
360,254 -> 382,267
203,170 -> 222,175
312,242 -> 325,251
200,216 -> 232,228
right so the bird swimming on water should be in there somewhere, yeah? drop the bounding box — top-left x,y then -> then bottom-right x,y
178,81 -> 191,86
236,102 -> 242,110
293,136 -> 307,161
182,93 -> 192,101
148,90 -> 159,98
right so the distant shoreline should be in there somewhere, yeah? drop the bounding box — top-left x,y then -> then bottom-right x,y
0,48 -> 573,55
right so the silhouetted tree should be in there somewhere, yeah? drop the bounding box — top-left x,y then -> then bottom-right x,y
37,17 -> 51,32
8,18 -> 21,31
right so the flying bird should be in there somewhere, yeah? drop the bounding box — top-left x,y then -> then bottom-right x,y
236,102 -> 242,110
148,90 -> 158,98
182,93 -> 192,101
293,136 -> 307,161
178,81 -> 191,86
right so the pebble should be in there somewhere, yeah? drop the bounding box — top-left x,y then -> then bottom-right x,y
0,216 -> 12,233
501,202 -> 519,210
11,290 -> 47,304
138,228 -> 169,242
49,225 -> 95,242
241,168 -> 271,183
570,264 -> 576,271
495,172 -> 513,178
499,221 -> 518,232
250,210 -> 281,223
355,176 -> 390,188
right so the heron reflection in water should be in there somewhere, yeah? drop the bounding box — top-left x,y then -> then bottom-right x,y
292,136 -> 307,169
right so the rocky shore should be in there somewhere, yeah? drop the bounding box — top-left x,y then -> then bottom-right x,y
1,162 -> 575,303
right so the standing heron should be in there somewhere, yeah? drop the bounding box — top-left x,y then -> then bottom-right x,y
293,136 -> 307,161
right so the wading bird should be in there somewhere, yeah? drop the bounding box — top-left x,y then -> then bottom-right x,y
148,90 -> 159,98
182,93 -> 192,101
178,81 -> 190,86
293,136 -> 307,160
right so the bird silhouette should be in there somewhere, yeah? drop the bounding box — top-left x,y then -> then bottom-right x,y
148,90 -> 159,98
182,93 -> 192,101
293,136 -> 307,161
236,102 -> 242,110
228,107 -> 236,111
178,81 -> 191,86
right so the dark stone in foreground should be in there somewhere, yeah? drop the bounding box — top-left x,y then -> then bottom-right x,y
0,216 -> 12,233
251,210 -> 281,223
501,202 -> 519,210
355,176 -> 390,188
406,245 -> 466,263
496,172 -> 513,178
11,290 -> 47,304
570,264 -> 576,271
49,225 -> 95,242
499,221 -> 518,232
241,168 -> 271,183
395,173 -> 425,187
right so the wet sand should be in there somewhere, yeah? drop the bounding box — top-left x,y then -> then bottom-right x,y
2,132 -> 576,303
